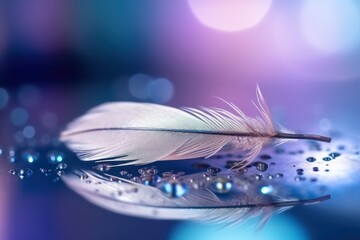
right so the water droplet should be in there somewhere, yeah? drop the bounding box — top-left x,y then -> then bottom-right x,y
56,163 -> 68,170
22,150 -> 39,164
210,177 -> 233,194
309,141 -> 322,151
142,175 -> 161,186
40,168 -> 52,177
313,167 -> 319,172
275,148 -> 285,154
80,174 -> 88,180
329,152 -> 341,159
253,174 -> 262,180
9,156 -> 16,163
325,169 -> 330,172
338,145 -> 345,150
47,151 -> 65,163
85,180 -> 92,184
260,185 -> 273,194
9,148 -> 15,156
235,167 -> 248,174
57,171 -> 64,176
294,176 -> 306,181
18,168 -> 33,179
125,188 -> 138,194
120,171 -> 128,176
131,177 -> 141,183
207,167 -> 222,175
267,174 -> 274,180
94,164 -> 111,172
322,157 -> 332,162
192,163 -> 211,169
225,160 -> 244,169
160,180 -> 188,198
259,154 -> 271,160
138,167 -> 158,176
175,171 -> 186,177
162,172 -> 174,178
306,157 -> 316,162
275,173 -> 284,178
254,162 -> 268,172
296,169 -> 304,175
8,169 -> 17,175
310,177 -> 318,182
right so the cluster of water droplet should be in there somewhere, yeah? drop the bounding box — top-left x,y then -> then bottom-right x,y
5,146 -> 67,181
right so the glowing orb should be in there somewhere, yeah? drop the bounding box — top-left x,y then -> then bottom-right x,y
300,0 -> 360,53
171,214 -> 309,240
187,0 -> 272,32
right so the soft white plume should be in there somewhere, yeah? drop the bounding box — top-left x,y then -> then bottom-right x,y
60,86 -> 330,167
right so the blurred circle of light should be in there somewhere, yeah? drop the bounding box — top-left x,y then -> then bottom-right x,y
171,214 -> 309,240
0,88 -> 9,109
128,74 -> 153,100
187,0 -> 272,32
300,0 -> 360,53
260,185 -> 273,194
23,125 -> 36,139
147,78 -> 174,103
10,108 -> 29,126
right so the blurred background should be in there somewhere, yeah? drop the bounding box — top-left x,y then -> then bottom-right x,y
0,0 -> 360,239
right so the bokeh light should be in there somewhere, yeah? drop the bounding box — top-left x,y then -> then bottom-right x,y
128,74 -> 153,100
10,108 -> 29,126
128,74 -> 174,103
300,0 -> 360,53
23,125 -> 36,139
269,1 -> 360,81
187,0 -> 272,32
171,214 -> 309,240
147,78 -> 174,103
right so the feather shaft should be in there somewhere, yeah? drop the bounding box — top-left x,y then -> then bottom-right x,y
62,127 -> 331,142
274,132 -> 331,143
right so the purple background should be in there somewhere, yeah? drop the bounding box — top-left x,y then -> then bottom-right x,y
0,1 -> 360,239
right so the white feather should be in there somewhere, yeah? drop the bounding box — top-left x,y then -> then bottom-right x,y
62,170 -> 292,224
61,170 -> 330,226
60,87 -> 330,167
